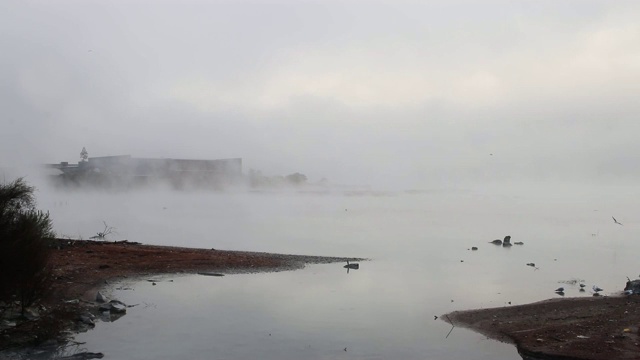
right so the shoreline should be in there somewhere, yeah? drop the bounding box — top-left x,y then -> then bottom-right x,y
0,239 -> 363,355
5,239 -> 639,359
444,295 -> 640,360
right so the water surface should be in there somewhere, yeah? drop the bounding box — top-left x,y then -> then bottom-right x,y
41,185 -> 640,359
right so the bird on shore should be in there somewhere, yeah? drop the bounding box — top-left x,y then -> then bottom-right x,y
612,216 -> 623,226
593,285 -> 603,292
555,287 -> 565,293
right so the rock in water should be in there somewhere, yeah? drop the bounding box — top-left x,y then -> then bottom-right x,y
110,303 -> 126,314
489,239 -> 502,245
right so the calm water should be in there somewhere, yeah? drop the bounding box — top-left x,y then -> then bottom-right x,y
40,184 -> 640,359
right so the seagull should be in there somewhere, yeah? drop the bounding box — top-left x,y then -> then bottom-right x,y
555,287 -> 565,293
612,216 -> 623,226
593,285 -> 603,292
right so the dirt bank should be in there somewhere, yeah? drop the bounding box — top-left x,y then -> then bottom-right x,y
445,295 -> 640,360
0,239 -> 362,352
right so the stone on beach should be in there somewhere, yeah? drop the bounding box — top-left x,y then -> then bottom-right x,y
624,279 -> 640,295
96,291 -> 108,303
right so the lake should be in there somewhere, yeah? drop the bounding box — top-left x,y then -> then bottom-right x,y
39,183 -> 640,359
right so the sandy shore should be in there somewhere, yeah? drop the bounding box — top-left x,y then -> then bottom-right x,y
0,239 -> 362,353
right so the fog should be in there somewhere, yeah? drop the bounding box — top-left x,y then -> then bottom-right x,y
4,4 -> 640,357
1,0 -> 639,191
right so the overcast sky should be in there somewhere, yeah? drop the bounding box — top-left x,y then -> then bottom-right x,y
2,0 -> 639,189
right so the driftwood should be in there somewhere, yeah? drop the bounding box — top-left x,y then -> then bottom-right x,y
90,222 -> 116,241
59,352 -> 104,360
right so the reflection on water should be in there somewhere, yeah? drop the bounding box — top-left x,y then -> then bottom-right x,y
40,186 -> 640,359
74,266 -> 520,360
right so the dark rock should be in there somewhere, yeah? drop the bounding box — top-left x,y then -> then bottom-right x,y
95,291 -> 108,303
471,247 -> 478,251
110,303 -> 126,314
23,307 -> 40,320
78,315 -> 95,327
489,239 -> 502,245
624,279 -> 640,294
100,300 -> 127,314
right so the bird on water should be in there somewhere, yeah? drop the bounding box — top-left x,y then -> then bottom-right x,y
344,260 -> 359,270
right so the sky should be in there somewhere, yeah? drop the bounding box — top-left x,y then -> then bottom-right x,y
1,0 -> 639,189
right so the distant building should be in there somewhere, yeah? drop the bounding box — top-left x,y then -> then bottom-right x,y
46,155 -> 243,189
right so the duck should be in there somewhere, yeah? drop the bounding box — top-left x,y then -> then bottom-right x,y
344,260 -> 359,270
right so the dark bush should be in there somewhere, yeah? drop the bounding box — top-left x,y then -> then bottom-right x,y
0,178 -> 55,315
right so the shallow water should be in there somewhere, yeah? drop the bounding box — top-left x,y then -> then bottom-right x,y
40,185 -> 640,359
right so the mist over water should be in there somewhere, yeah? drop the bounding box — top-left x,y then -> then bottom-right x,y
27,179 -> 640,359
3,0 -> 640,358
